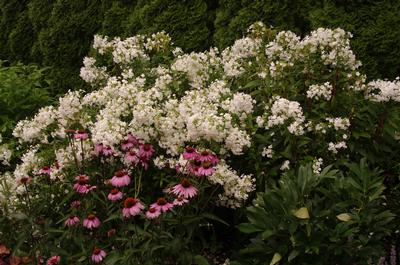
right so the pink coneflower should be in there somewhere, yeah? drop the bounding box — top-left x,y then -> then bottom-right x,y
150,197 -> 174,213
145,207 -> 161,219
71,200 -> 81,208
73,175 -> 96,194
94,143 -> 104,155
107,188 -> 123,201
102,145 -> 114,156
122,198 -> 145,218
182,146 -> 198,160
173,196 -> 189,206
139,144 -> 154,159
19,176 -> 32,185
46,255 -> 60,265
197,161 -> 215,176
64,215 -> 80,227
139,157 -> 149,170
40,166 -> 52,175
124,150 -> 139,164
121,140 -> 134,151
172,179 -> 198,199
91,247 -> 106,263
83,214 -> 101,229
188,160 -> 201,176
74,130 -> 88,140
197,150 -> 218,164
110,170 -> 131,187
127,133 -> 139,145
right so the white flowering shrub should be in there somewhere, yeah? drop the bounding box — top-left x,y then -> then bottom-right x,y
1,22 -> 399,264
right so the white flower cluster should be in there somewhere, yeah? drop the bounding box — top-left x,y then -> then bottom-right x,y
264,28 -> 361,77
13,146 -> 41,183
259,96 -> 305,136
172,49 -> 220,89
307,82 -> 333,100
367,78 -> 400,102
312,158 -> 323,175
209,162 -> 255,209
0,145 -> 11,166
0,134 -> 11,166
261,145 -> 274,158
328,141 -> 347,154
13,106 -> 56,143
280,160 -> 290,171
222,37 -> 261,77
80,57 -> 108,84
157,80 -> 252,155
326,117 -> 350,131
301,28 -> 361,70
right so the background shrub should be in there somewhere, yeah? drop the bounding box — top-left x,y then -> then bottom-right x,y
1,0 -> 399,95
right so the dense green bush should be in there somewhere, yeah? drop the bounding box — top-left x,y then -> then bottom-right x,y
0,61 -> 52,137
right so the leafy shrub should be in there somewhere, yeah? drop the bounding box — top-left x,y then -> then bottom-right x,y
0,23 -> 399,264
237,160 -> 395,264
0,61 -> 52,137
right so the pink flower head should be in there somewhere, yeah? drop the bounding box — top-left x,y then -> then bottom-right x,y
197,150 -> 218,164
139,144 -> 154,159
188,160 -> 201,176
91,247 -> 106,263
121,140 -> 134,151
46,256 -> 60,265
40,166 -> 52,175
150,197 -> 174,213
71,200 -> 81,208
74,130 -> 88,140
64,215 -> 80,227
197,161 -> 216,176
139,157 -> 149,170
73,175 -> 96,194
122,198 -> 145,218
107,188 -> 123,201
145,207 -> 161,219
102,145 -> 114,156
19,176 -> 32,185
173,196 -> 189,206
83,214 -> 101,229
172,179 -> 198,199
94,143 -> 104,155
124,150 -> 139,165
110,170 -> 131,187
182,146 -> 198,160
127,133 -> 139,145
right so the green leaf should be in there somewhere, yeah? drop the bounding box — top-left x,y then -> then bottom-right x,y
238,223 -> 263,234
288,249 -> 299,262
261,230 -> 276,240
193,255 -> 210,265
202,213 -> 229,226
270,252 -> 282,265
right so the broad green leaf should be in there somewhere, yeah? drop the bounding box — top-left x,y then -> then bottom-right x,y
293,207 -> 310,219
336,213 -> 352,222
270,252 -> 282,265
193,255 -> 210,265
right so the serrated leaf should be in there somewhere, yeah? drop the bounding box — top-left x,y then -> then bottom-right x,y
293,207 -> 310,219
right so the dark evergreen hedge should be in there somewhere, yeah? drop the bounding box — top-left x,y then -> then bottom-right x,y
0,0 -> 399,94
